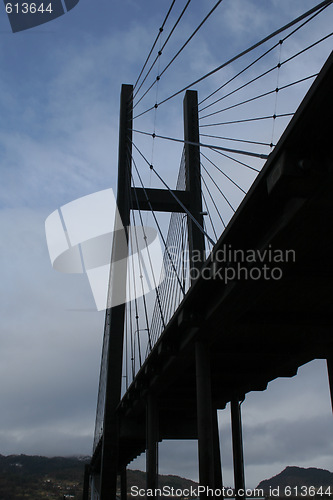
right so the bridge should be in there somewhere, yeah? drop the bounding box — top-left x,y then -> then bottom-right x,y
82,2 -> 333,499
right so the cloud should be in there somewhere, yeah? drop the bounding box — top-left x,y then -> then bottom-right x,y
0,427 -> 93,457
222,0 -> 271,39
243,415 -> 333,466
0,16 -> 164,459
0,207 -> 103,455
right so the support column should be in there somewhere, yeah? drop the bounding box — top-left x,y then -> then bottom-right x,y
327,357 -> 333,413
230,399 -> 245,500
196,341 -> 215,496
120,466 -> 127,500
100,84 -> 133,500
212,410 -> 223,491
82,464 -> 90,500
146,394 -> 159,497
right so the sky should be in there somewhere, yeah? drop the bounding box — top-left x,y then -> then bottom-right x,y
0,0 -> 332,491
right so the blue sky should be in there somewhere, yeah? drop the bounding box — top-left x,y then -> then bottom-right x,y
0,0 -> 332,490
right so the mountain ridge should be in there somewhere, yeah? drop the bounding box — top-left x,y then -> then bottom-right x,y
1,455 -> 333,499
257,466 -> 333,492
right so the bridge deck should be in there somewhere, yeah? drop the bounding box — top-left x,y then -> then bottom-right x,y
92,51 -> 333,472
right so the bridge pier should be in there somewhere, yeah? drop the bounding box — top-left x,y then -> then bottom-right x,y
82,464 -> 90,500
196,341 -> 216,496
120,466 -> 127,500
146,394 -> 159,497
213,410 -> 223,490
230,399 -> 245,500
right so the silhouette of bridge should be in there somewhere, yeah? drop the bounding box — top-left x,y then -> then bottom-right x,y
82,3 -> 333,498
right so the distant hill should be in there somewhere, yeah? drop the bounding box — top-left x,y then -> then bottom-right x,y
257,466 -> 333,492
2,455 -> 332,499
0,454 -> 198,499
0,454 -> 89,500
